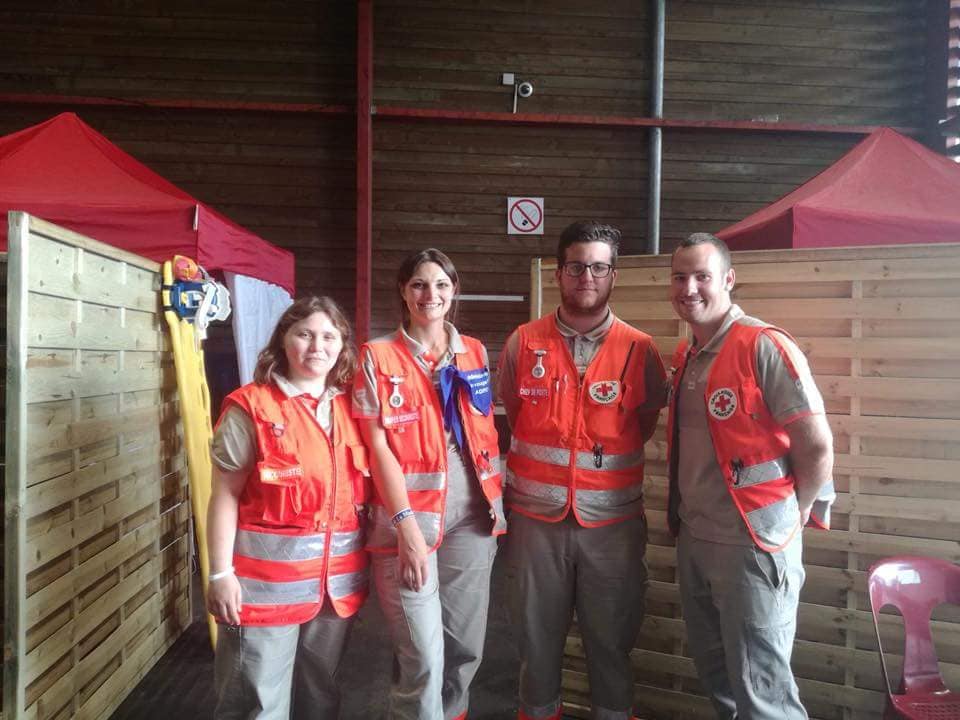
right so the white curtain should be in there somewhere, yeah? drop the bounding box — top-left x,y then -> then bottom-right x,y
225,272 -> 293,385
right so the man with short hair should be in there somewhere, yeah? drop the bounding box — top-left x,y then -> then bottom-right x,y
497,221 -> 667,720
667,232 -> 834,719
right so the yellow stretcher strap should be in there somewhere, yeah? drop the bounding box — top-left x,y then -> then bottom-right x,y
162,259 -> 218,650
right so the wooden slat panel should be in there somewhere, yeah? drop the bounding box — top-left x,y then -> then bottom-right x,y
5,217 -> 189,720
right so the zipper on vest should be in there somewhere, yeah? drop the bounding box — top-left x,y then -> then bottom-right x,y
731,458 -> 743,486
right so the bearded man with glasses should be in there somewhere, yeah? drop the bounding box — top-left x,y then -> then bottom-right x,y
496,221 -> 667,720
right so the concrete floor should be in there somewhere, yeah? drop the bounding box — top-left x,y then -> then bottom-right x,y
110,540 -> 521,720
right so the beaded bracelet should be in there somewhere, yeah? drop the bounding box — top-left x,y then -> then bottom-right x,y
391,508 -> 414,527
209,566 -> 235,582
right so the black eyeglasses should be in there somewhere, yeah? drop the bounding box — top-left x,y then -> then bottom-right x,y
561,262 -> 614,278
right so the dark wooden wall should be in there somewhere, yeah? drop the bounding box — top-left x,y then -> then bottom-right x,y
664,0 -> 928,125
0,0 -> 941,362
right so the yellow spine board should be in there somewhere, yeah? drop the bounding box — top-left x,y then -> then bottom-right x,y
162,260 -> 218,650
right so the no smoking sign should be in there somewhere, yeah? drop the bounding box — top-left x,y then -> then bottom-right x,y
507,197 -> 544,235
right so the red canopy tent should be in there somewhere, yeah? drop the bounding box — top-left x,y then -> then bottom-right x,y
0,112 -> 294,294
717,128 -> 960,251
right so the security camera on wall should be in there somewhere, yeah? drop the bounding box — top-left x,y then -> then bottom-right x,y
517,81 -> 534,98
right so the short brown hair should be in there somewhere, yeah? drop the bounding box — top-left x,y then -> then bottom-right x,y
253,295 -> 357,390
396,248 -> 460,326
674,232 -> 732,273
557,221 -> 621,266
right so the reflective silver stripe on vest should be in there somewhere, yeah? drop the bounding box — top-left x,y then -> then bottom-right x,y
735,456 -> 790,489
235,529 -> 326,562
415,509 -> 442,546
478,454 -> 502,481
238,576 -> 320,606
490,494 -> 507,533
506,468 -> 569,505
328,568 -> 369,599
574,447 -> 645,471
809,479 -> 836,528
512,437 -> 644,472
510,437 -> 569,467
330,529 -> 364,557
743,492 -> 799,547
405,472 -> 446,491
575,483 -> 643,509
575,484 -> 644,524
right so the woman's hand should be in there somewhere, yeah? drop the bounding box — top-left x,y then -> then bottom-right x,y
206,573 -> 243,626
396,517 -> 430,591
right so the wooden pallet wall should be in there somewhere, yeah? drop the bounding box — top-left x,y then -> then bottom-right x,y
3,214 -> 191,720
533,243 -> 960,720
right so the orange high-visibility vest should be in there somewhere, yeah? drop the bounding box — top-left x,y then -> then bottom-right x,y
506,315 -> 661,527
666,320 -> 833,552
220,382 -> 371,625
362,334 -> 506,552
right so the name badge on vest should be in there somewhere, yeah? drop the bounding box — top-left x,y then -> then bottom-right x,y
588,380 -> 620,405
531,349 -> 547,379
383,410 -> 421,428
708,387 -> 737,420
388,375 -> 404,409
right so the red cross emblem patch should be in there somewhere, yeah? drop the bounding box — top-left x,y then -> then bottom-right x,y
708,388 -> 737,420
588,380 -> 620,405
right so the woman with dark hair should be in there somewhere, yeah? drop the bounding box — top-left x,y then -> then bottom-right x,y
207,295 -> 370,720
353,248 -> 506,720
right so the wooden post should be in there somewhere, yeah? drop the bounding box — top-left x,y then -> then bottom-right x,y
4,211 -> 29,720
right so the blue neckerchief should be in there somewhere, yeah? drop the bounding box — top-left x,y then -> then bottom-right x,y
439,365 -> 492,450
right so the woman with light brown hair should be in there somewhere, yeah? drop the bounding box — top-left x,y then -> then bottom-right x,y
207,295 -> 370,719
353,249 -> 506,720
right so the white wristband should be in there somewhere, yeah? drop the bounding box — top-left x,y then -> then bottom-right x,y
209,566 -> 235,582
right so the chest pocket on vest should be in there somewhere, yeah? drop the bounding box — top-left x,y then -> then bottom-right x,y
516,341 -> 561,432
586,379 -> 646,442
254,406 -> 307,525
737,380 -> 768,423
377,362 -> 432,465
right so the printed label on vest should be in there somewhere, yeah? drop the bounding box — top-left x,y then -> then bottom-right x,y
383,410 -> 421,427
260,465 -> 304,483
588,380 -> 620,404
708,387 -> 737,420
519,386 -> 550,398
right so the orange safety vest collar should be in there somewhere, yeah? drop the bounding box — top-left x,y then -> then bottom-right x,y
219,382 -> 371,625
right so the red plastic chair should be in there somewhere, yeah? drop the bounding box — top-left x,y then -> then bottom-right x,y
868,556 -> 960,720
